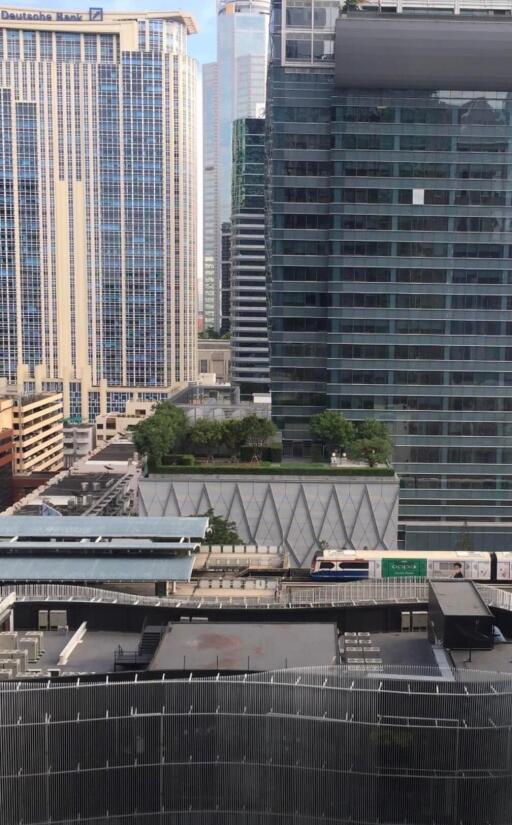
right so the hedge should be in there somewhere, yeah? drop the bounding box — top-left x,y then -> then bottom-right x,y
162,453 -> 196,466
151,464 -> 395,478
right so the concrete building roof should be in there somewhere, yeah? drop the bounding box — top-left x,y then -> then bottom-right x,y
149,622 -> 339,672
43,472 -> 123,496
92,442 -> 136,462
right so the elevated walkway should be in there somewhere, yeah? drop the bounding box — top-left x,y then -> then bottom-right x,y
3,580 -> 512,613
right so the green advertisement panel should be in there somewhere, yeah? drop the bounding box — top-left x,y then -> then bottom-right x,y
382,557 -> 427,578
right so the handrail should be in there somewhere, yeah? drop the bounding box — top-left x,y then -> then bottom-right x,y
2,580 -> 512,612
0,591 -> 16,616
58,622 -> 87,665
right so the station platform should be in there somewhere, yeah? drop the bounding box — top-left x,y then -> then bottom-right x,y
193,545 -> 287,574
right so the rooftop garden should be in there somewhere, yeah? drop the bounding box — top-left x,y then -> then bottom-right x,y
132,402 -> 394,477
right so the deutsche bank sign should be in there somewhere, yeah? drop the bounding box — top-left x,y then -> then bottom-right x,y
0,8 -> 103,22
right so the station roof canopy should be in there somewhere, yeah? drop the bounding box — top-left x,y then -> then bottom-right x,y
0,541 -> 201,557
0,555 -> 195,582
0,516 -> 209,542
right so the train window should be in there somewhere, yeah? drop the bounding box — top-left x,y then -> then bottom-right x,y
338,561 -> 369,570
319,561 -> 335,569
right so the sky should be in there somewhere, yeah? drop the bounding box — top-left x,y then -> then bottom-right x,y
7,0 -> 218,64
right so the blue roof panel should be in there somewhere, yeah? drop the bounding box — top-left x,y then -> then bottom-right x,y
0,556 -> 195,582
0,516 -> 208,540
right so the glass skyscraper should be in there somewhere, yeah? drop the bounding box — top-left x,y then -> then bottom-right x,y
268,1 -> 512,545
203,0 -> 270,331
231,117 -> 270,396
0,9 -> 197,421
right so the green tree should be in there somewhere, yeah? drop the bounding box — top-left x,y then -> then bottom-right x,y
202,507 -> 243,545
348,437 -> 392,467
356,420 -> 390,441
199,327 -> 223,340
132,417 -> 172,467
310,410 -> 355,456
342,0 -> 359,11
154,401 -> 187,432
220,419 -> 245,456
188,419 -> 223,460
240,415 -> 277,461
131,402 -> 187,466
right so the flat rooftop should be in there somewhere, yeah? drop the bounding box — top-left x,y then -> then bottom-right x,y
33,630 -> 140,676
92,442 -> 136,463
43,472 -> 124,497
150,622 -> 339,672
451,642 -> 512,677
369,632 -> 440,669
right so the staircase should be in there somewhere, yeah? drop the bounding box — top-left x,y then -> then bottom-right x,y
138,625 -> 165,657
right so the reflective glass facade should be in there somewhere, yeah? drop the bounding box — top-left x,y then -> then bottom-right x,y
231,117 -> 270,396
0,12 -> 197,421
268,4 -> 512,528
203,0 -> 270,330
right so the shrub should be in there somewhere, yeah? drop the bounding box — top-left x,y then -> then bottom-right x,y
153,464 -> 394,477
267,444 -> 283,463
163,453 -> 196,467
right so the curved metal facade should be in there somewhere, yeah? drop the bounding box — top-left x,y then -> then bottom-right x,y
1,666 -> 512,824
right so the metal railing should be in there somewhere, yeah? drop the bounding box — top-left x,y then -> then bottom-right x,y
281,578 -> 430,606
478,584 -> 512,613
2,580 -> 512,612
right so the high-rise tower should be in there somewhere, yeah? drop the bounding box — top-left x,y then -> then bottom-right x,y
230,117 -> 269,397
203,0 -> 270,332
0,9 -> 198,420
268,0 -> 512,546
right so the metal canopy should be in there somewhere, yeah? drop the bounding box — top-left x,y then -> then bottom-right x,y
0,541 -> 200,556
0,555 -> 195,582
0,516 -> 209,540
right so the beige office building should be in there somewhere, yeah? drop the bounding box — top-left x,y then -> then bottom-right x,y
0,391 -> 64,475
0,8 -> 198,421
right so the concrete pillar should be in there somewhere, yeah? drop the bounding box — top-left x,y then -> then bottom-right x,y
78,365 -> 91,423
34,364 -> 44,393
99,378 -> 108,417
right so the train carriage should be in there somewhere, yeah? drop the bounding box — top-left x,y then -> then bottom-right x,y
311,549 -> 492,582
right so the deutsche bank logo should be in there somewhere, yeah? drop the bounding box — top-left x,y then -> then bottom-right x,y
89,7 -> 103,21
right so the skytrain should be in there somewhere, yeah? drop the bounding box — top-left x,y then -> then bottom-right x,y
310,549 -> 512,582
